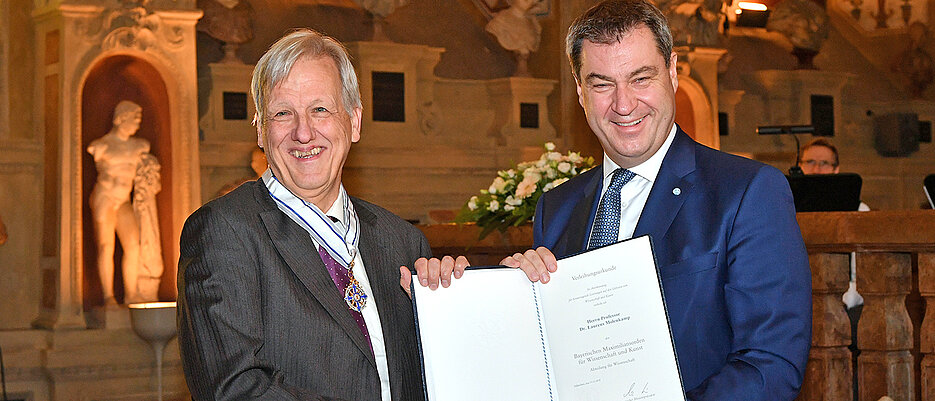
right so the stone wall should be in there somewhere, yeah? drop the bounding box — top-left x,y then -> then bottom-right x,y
0,0 -> 42,329
720,26 -> 935,210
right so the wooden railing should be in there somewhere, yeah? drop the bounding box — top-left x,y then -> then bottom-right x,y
418,210 -> 935,401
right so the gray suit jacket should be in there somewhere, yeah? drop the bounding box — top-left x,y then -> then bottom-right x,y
178,180 -> 429,400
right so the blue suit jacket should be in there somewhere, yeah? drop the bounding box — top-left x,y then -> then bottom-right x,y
533,129 -> 812,400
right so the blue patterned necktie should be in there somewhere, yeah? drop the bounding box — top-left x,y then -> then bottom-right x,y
588,168 -> 636,249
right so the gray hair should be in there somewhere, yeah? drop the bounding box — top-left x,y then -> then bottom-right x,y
251,29 -> 362,131
565,0 -> 674,81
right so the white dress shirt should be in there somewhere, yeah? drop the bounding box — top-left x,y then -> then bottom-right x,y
589,124 -> 678,244
321,191 -> 392,401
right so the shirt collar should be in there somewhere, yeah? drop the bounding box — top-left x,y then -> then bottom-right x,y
601,123 -> 678,183
325,187 -> 348,225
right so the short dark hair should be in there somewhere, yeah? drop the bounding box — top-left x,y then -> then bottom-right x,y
800,138 -> 839,166
565,0 -> 674,81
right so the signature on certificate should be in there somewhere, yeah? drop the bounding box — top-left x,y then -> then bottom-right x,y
623,381 -> 651,398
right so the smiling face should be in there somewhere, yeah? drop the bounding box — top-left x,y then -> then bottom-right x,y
576,25 -> 678,169
257,55 -> 361,210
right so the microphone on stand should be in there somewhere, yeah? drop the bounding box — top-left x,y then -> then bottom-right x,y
756,125 -> 814,176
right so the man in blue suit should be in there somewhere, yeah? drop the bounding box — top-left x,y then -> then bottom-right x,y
502,1 -> 812,399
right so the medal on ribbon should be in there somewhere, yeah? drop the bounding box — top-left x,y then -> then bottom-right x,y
264,170 -> 369,313
343,259 -> 368,312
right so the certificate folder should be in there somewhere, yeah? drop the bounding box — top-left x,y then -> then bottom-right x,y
411,235 -> 685,401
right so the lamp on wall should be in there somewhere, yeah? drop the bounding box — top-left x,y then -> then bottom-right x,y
735,2 -> 770,27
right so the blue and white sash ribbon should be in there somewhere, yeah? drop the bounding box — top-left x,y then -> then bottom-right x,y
263,169 -> 360,269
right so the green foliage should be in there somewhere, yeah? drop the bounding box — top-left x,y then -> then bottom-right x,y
456,142 -> 595,240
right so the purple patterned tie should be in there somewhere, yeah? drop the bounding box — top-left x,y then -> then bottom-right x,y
318,245 -> 372,353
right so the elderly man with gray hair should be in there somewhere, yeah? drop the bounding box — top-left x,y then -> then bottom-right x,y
177,29 -> 466,400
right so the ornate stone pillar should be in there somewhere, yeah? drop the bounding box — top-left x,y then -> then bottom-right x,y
856,252 -> 914,401
486,77 -> 557,147
345,41 -> 445,144
32,0 -> 202,327
798,252 -> 853,401
673,46 -> 726,150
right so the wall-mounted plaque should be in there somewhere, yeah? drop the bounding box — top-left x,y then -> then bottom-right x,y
920,120 -> 932,143
223,92 -> 248,120
718,112 -> 728,136
519,102 -> 539,129
810,95 -> 834,137
372,71 -> 405,122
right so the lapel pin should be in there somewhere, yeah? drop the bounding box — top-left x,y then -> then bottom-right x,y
672,187 -> 681,196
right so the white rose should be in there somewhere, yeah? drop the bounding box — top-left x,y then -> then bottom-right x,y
557,162 -> 571,173
488,199 -> 500,212
468,196 -> 478,211
523,170 -> 542,183
515,179 -> 538,199
505,195 -> 523,206
547,152 -> 562,161
488,177 -> 507,194
506,169 -> 516,178
545,167 -> 557,179
545,142 -> 556,151
567,152 -> 582,163
543,182 -> 554,192
504,204 -> 515,211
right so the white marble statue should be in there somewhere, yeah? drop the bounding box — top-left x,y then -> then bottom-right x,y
766,0 -> 829,68
356,0 -> 408,18
133,153 -> 164,300
196,0 -> 255,63
664,0 -> 725,47
87,100 -> 163,304
354,0 -> 410,41
485,0 -> 542,76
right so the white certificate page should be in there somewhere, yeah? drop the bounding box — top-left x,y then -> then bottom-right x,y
413,268 -> 556,401
412,235 -> 684,401
543,235 -> 685,401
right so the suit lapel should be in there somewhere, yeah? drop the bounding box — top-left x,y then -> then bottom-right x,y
353,200 -> 402,371
634,129 -> 697,243
255,184 -> 376,367
555,166 -> 603,256
354,203 -> 393,319
353,199 -> 424,401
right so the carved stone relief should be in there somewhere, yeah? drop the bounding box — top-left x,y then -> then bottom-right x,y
71,1 -> 185,52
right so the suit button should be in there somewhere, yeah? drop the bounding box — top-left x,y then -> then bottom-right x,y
672,187 -> 681,196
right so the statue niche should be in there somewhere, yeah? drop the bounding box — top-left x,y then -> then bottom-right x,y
87,100 -> 164,305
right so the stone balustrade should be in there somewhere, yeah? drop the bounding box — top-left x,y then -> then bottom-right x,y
418,210 -> 935,401
797,211 -> 935,401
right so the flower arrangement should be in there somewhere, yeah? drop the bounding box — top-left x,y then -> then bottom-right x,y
456,142 -> 596,239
